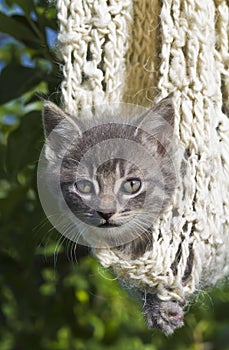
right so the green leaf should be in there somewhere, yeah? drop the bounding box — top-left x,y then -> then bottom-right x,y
0,12 -> 40,44
0,64 -> 46,104
12,15 -> 47,50
0,144 -> 6,178
6,111 -> 43,178
16,0 -> 35,15
4,0 -> 35,15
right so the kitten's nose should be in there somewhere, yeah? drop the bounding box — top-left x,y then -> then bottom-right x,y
97,212 -> 114,221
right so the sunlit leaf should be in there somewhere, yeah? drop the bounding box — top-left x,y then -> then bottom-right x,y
75,290 -> 89,304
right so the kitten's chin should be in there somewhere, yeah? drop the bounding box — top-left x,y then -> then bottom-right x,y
80,223 -> 141,249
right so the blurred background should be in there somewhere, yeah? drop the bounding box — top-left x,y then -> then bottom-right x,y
0,1 -> 229,349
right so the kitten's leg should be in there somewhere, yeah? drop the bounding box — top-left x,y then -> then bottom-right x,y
143,293 -> 186,335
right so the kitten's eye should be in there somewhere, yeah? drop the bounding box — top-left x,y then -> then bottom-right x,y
75,180 -> 94,194
122,178 -> 141,195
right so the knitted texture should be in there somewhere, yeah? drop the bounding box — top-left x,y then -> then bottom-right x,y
57,0 -> 229,301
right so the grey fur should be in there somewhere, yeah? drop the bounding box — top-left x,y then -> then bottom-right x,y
42,97 -> 183,333
43,97 -> 177,252
143,293 -> 185,335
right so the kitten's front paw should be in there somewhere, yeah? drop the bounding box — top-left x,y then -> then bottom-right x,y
143,294 -> 185,335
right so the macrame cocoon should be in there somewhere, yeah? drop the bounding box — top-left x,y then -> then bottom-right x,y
56,0 -> 229,302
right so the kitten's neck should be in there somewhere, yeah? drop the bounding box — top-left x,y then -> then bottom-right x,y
115,229 -> 152,259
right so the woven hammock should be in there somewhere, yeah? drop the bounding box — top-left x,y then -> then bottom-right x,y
56,0 -> 229,303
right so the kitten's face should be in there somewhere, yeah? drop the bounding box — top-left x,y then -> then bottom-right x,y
39,98 -> 177,248
61,157 -> 146,229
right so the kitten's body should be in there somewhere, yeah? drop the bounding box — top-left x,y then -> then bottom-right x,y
41,96 -> 184,334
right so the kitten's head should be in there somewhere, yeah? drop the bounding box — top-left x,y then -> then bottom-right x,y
39,98 -> 177,248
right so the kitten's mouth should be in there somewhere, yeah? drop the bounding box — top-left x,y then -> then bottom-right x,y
98,222 -> 120,228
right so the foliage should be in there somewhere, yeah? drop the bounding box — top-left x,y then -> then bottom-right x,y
0,1 -> 229,349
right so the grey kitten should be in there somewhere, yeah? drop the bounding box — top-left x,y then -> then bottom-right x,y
42,96 -> 177,254
41,96 -> 181,334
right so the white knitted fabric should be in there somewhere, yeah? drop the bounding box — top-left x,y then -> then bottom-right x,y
57,0 -> 229,302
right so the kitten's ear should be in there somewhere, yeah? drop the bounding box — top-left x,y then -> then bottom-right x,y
42,101 -> 81,162
151,94 -> 174,128
43,101 -> 76,137
138,95 -> 175,154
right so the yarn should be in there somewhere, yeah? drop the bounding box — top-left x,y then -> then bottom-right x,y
57,0 -> 229,302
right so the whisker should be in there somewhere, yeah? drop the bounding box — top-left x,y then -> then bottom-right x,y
53,234 -> 67,267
